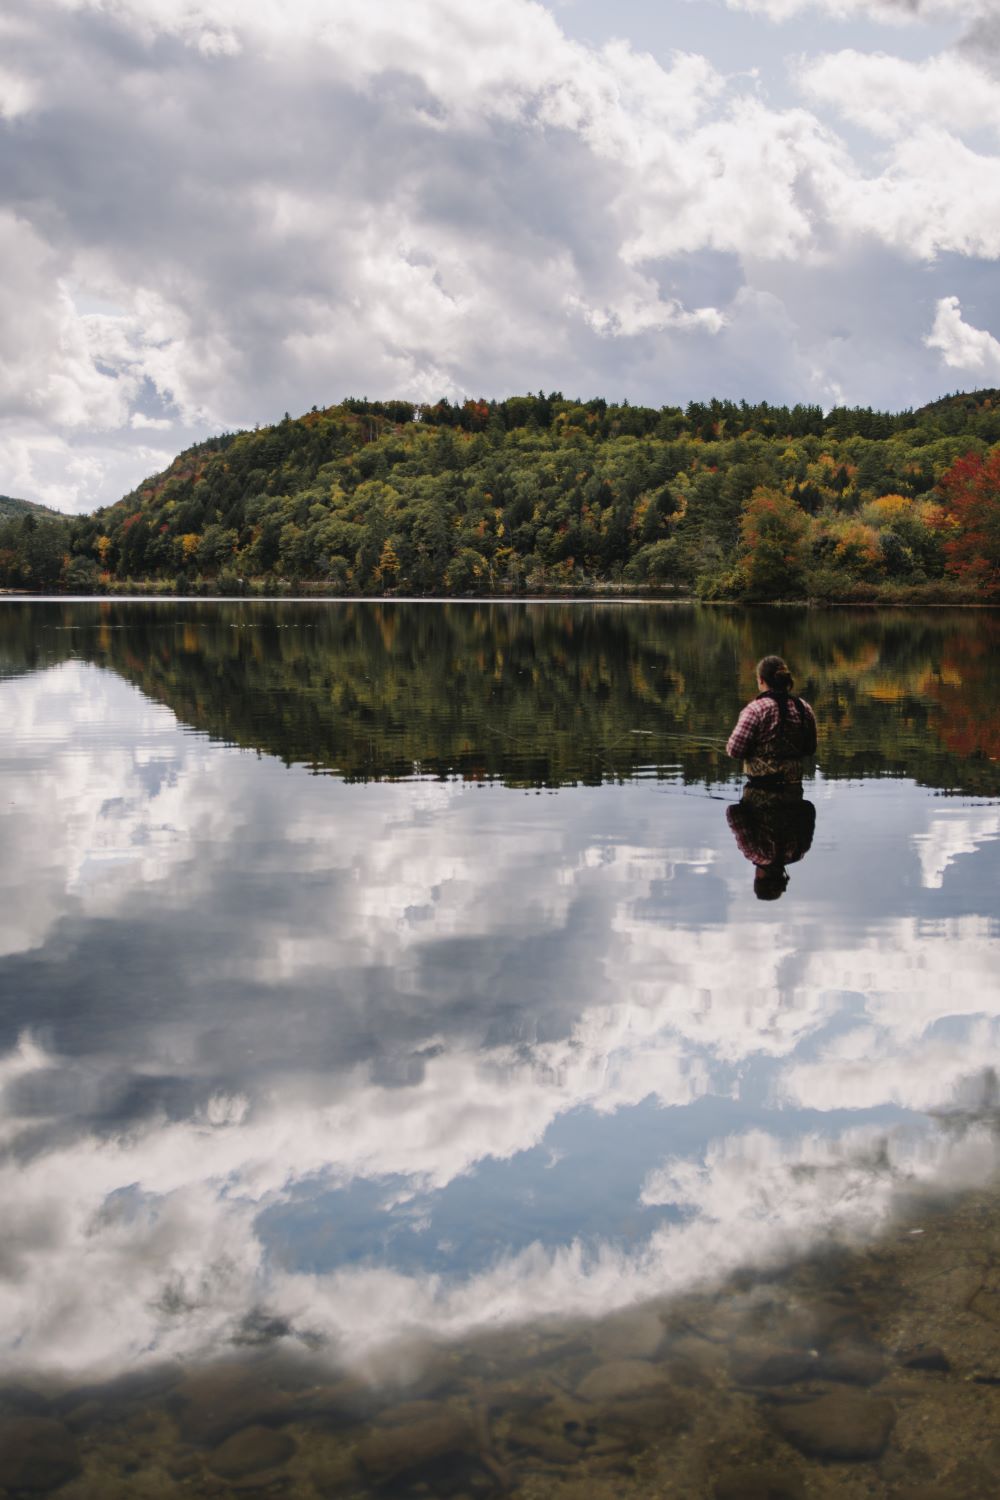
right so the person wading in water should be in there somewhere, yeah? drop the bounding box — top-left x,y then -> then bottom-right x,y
726,655 -> 817,792
725,655 -> 818,899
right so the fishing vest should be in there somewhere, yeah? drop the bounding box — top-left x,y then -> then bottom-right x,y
758,690 -> 817,759
744,691 -> 816,787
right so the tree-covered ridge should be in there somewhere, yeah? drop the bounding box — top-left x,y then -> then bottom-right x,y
3,601 -> 997,798
0,494 -> 64,521
2,390 -> 1000,597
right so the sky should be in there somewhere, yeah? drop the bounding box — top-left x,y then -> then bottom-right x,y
2,0 -> 1000,513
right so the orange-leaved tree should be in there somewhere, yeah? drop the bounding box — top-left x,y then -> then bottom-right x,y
936,448 -> 1000,595
739,487 -> 809,598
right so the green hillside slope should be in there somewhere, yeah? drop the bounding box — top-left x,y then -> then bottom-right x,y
0,494 -> 64,521
2,391 -> 999,598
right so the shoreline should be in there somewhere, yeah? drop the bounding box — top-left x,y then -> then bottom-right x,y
1,590 -> 997,609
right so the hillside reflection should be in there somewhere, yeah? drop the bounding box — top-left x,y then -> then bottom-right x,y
1,600 -> 998,794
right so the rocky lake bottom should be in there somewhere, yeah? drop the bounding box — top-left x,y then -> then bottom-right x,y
2,1180 -> 998,1500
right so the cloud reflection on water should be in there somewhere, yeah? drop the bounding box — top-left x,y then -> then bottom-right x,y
0,659 -> 998,1379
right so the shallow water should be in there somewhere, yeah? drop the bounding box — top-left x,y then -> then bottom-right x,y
0,599 -> 997,1497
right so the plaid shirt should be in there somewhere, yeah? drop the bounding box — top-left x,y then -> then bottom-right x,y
726,694 -> 816,763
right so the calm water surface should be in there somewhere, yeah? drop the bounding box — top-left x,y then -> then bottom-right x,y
0,600 -> 998,1498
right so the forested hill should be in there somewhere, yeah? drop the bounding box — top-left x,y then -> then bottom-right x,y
0,494 -> 63,521
2,389 -> 1000,598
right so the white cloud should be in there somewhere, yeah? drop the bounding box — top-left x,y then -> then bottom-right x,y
619,100 -> 848,265
827,130 -> 1000,259
912,805 -> 1000,888
925,295 -> 1000,374
725,0 -> 990,22
0,426 -> 174,512
573,285 -> 725,337
779,1019 -> 1000,1112
0,63 -> 37,118
801,49 -> 1000,140
0,664 -> 207,955
0,213 -> 133,431
640,1123 -> 996,1224
130,412 -> 173,430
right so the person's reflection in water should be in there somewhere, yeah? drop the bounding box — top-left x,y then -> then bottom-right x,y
727,789 -> 817,900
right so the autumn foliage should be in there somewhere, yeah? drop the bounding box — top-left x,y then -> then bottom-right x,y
739,487 -> 809,598
3,390 -> 1000,599
936,449 -> 1000,595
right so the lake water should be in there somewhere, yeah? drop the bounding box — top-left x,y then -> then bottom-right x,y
1,599 -> 998,1498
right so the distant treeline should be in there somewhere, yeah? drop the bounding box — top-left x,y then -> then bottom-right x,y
2,389 -> 1000,599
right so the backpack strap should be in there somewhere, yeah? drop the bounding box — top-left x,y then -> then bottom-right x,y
793,696 -> 817,755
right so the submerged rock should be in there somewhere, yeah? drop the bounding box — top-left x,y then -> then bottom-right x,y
767,1389 -> 895,1461
575,1360 -> 667,1403
356,1409 -> 475,1484
659,1334 -> 727,1385
889,1488 -> 955,1500
968,1285 -> 1000,1325
803,1297 -> 870,1351
816,1344 -> 888,1386
301,1434 -> 362,1496
597,1392 -> 690,1443
0,1415 -> 82,1492
295,1374 -> 380,1426
729,1346 -> 817,1387
170,1364 -> 293,1444
372,1398 -> 448,1428
165,1449 -> 202,1479
900,1345 -> 952,1374
207,1424 -> 297,1479
892,1471 -> 1000,1500
588,1307 -> 665,1362
482,1379 -> 552,1419
713,1465 -> 805,1500
508,1419 -> 582,1465
0,1387 -> 52,1419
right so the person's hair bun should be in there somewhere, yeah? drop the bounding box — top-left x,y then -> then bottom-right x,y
756,654 -> 794,691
